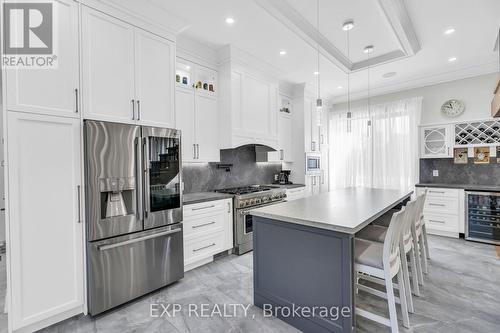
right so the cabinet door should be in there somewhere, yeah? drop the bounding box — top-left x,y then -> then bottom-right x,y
175,87 -> 196,162
5,0 -> 79,117
81,7 -> 135,123
278,114 -> 293,162
311,105 -> 321,152
420,125 -> 452,158
233,71 -> 278,144
304,97 -> 314,151
7,112 -> 84,331
195,93 -> 220,162
135,29 -> 175,128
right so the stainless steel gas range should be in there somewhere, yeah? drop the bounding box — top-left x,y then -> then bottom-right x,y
216,185 -> 286,255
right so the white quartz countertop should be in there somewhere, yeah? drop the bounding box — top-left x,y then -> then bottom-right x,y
249,187 -> 412,234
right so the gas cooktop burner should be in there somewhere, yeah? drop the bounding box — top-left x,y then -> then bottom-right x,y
216,185 -> 277,195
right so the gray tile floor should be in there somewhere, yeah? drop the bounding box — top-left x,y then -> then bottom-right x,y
1,235 -> 499,333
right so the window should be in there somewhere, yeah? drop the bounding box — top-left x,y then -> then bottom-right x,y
329,97 -> 422,192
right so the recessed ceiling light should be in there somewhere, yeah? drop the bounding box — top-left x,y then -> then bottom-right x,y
337,86 -> 343,89
448,57 -> 457,62
382,71 -> 397,78
444,27 -> 456,35
313,71 -> 320,75
363,45 -> 374,54
279,50 -> 287,56
225,17 -> 235,25
342,20 -> 354,31
185,65 -> 191,70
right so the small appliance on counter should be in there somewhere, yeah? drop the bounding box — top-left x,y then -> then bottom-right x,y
275,170 -> 292,185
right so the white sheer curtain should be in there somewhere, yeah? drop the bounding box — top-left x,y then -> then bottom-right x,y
329,97 -> 422,192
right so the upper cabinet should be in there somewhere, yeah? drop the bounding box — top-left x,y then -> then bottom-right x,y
304,96 -> 322,152
175,60 -> 220,163
218,61 -> 279,149
5,0 -> 80,118
420,124 -> 454,158
81,6 -> 175,128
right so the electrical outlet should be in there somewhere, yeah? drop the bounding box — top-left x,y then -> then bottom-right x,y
432,170 -> 439,177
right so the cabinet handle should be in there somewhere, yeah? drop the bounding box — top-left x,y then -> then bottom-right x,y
192,221 -> 216,229
321,170 -> 325,184
192,204 -> 215,211
131,99 -> 135,120
429,203 -> 445,207
429,219 -> 445,224
312,176 -> 316,186
74,89 -> 79,113
193,243 -> 216,252
137,100 -> 141,120
77,185 -> 82,223
321,134 -> 324,144
227,202 -> 231,213
311,141 -> 315,151
193,144 -> 196,159
280,149 -> 284,160
429,190 -> 445,194
196,144 -> 200,159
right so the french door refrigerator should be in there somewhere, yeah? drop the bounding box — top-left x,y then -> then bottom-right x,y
84,120 -> 183,315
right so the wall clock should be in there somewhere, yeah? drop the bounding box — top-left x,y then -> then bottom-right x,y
441,99 -> 465,117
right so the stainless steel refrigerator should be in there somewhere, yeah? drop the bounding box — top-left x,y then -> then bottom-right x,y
84,120 -> 183,315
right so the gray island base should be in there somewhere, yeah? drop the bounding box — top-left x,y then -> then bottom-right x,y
250,188 -> 412,333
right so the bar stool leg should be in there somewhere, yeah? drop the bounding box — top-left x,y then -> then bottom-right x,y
420,232 -> 429,274
397,268 -> 410,328
422,224 -> 431,259
408,246 -> 421,296
385,272 -> 399,333
400,250 -> 414,313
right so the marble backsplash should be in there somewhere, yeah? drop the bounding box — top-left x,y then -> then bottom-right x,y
419,158 -> 500,186
182,145 -> 282,193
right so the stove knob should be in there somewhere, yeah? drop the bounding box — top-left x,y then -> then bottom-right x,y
250,199 -> 255,205
239,202 -> 246,208
256,198 -> 261,204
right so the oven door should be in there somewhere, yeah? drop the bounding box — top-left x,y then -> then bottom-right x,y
305,153 -> 321,174
236,201 -> 284,245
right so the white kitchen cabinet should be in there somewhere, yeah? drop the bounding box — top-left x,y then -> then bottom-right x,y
305,175 -> 321,197
183,199 -> 233,271
81,7 -> 136,123
304,97 -> 321,152
6,112 -> 84,332
5,0 -> 80,118
420,124 -> 453,158
219,62 -> 279,149
416,187 -> 463,238
134,29 -> 175,128
82,6 -> 175,127
175,60 -> 220,163
286,187 -> 306,201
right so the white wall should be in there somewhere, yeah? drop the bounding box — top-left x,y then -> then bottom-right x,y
332,73 -> 498,125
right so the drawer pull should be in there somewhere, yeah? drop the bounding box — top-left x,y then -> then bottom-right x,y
193,243 -> 216,252
192,205 -> 215,211
429,203 -> 445,207
429,190 -> 445,194
192,221 -> 216,229
429,219 -> 445,224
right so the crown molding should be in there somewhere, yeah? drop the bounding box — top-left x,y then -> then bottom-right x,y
328,62 -> 498,104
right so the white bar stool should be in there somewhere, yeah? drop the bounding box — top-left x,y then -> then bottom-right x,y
354,208 -> 410,333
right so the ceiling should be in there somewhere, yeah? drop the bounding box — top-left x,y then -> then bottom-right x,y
145,0 -> 500,103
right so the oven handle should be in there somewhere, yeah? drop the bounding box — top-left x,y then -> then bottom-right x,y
239,200 -> 285,215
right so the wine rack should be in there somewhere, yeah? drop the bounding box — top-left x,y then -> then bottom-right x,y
454,119 -> 500,147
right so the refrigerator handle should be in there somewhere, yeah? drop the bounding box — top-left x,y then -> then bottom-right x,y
142,137 -> 149,220
134,138 -> 142,221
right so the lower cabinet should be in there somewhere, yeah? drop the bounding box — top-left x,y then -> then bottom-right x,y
416,187 -> 464,238
183,199 -> 233,271
305,174 -> 322,197
285,187 -> 306,201
6,112 -> 84,332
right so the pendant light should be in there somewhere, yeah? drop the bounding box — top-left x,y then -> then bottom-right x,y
364,45 -> 374,137
343,20 -> 354,132
315,0 -> 323,125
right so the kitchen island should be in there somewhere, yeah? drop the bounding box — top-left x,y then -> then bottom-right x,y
249,188 -> 412,333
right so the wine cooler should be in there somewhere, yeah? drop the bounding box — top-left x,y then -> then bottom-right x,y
466,191 -> 500,245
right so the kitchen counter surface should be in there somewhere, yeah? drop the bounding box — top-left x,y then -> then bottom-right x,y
183,192 -> 233,205
250,187 -> 412,234
265,183 -> 306,189
416,183 -> 500,192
